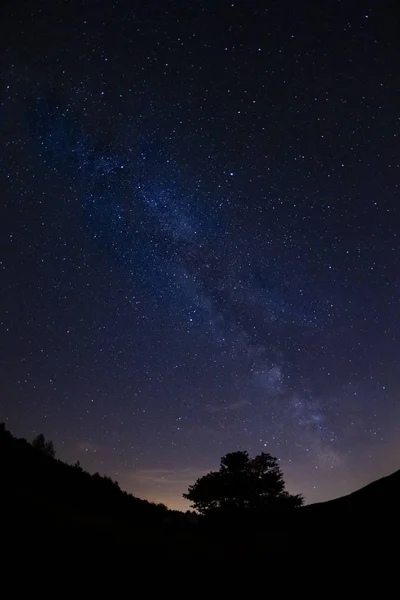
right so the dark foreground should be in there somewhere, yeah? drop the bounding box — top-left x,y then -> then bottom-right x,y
4,487 -> 399,567
2,424 -> 400,562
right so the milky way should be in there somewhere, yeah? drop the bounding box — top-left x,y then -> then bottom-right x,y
1,0 -> 399,508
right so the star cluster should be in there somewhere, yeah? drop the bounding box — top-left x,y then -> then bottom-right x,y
1,0 -> 399,509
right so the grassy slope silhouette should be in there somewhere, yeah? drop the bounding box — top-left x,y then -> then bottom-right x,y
308,469 -> 400,511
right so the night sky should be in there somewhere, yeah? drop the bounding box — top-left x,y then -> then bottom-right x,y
1,0 -> 399,510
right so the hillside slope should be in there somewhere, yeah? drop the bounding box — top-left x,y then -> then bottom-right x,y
308,469 -> 400,513
0,424 -> 198,557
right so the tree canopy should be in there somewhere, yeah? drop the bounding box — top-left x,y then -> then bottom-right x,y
184,450 -> 303,515
32,433 -> 56,458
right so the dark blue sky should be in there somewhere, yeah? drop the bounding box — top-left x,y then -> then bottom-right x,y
1,0 -> 399,509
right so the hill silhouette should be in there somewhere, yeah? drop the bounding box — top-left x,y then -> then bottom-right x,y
0,424 -> 199,559
1,423 -> 399,560
307,469 -> 400,512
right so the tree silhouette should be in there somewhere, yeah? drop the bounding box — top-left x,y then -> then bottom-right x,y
32,433 -> 56,458
184,450 -> 303,515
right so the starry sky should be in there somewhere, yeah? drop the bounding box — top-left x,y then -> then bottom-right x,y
1,0 -> 400,510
